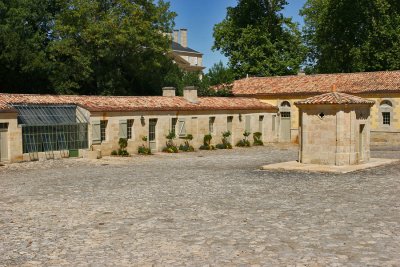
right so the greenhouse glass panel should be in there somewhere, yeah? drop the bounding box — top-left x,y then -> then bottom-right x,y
11,105 -> 89,153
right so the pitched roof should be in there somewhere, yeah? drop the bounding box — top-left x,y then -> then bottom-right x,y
295,92 -> 375,105
0,94 -> 277,113
232,71 -> 400,96
172,41 -> 202,55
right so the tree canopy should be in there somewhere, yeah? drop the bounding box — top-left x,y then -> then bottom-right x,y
213,0 -> 306,78
0,0 -> 178,95
301,0 -> 400,73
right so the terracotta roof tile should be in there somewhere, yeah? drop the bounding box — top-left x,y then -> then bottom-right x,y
232,71 -> 400,96
0,94 -> 277,113
295,92 -> 375,105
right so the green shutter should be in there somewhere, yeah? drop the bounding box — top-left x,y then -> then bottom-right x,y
92,121 -> 101,144
119,120 -> 128,138
245,116 -> 251,132
178,119 -> 186,136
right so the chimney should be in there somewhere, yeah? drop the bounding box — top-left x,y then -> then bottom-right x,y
183,86 -> 198,103
332,84 -> 337,92
298,71 -> 306,76
173,29 -> 179,43
162,87 -> 176,97
180,29 -> 187,48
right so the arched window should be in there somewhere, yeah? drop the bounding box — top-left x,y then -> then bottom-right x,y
281,101 -> 291,108
380,100 -> 393,127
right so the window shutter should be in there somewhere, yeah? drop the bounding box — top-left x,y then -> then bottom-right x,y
245,116 -> 251,132
178,119 -> 186,136
92,121 -> 101,144
119,120 -> 128,138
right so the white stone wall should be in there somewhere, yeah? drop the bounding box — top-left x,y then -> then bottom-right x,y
299,105 -> 371,166
89,110 -> 277,155
0,112 -> 23,162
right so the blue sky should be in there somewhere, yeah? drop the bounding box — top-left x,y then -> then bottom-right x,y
169,0 -> 306,71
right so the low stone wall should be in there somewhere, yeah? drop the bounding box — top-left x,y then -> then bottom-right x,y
371,131 -> 400,145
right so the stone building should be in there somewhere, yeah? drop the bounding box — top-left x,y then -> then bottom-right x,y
231,70 -> 400,145
0,87 -> 277,163
170,29 -> 205,74
295,92 -> 375,165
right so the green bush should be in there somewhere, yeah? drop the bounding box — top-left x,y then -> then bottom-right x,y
179,134 -> 195,152
138,136 -> 151,155
138,145 -> 151,155
199,134 -> 215,150
163,131 -> 179,153
216,131 -> 233,149
236,131 -> 251,147
116,138 -> 130,156
111,150 -> 118,156
253,132 -> 264,146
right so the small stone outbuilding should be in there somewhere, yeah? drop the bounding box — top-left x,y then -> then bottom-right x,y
295,92 -> 375,166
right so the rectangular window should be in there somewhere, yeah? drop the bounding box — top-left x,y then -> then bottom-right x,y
382,112 -> 391,125
0,123 -> 8,130
127,119 -> 134,139
258,115 -> 264,132
100,120 -> 107,142
209,117 -> 215,134
171,118 -> 178,134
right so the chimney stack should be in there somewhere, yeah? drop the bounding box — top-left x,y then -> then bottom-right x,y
173,30 -> 179,43
180,29 -> 187,48
183,86 -> 198,103
162,87 -> 176,97
332,84 -> 337,92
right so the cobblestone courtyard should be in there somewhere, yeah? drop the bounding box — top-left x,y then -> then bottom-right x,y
1,145 -> 399,266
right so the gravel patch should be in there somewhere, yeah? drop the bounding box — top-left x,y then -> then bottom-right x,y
0,145 -> 399,266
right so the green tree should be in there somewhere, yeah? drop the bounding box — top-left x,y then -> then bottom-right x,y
213,0 -> 306,78
205,61 -> 234,86
301,0 -> 400,73
0,0 -> 60,93
48,0 -> 176,95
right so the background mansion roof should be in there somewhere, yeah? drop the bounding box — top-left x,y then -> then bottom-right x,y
232,71 -> 400,96
0,94 -> 277,113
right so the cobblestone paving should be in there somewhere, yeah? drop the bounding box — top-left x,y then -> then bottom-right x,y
0,145 -> 399,266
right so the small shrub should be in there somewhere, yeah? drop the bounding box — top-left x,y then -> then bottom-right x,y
117,138 -> 130,156
253,132 -> 264,146
163,131 -> 179,153
138,145 -> 151,155
236,131 -> 251,147
179,134 -> 195,152
199,134 -> 215,150
118,149 -> 130,156
111,150 -> 118,156
216,131 -> 233,149
138,136 -> 151,155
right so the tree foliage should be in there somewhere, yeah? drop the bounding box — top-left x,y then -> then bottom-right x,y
213,0 -> 306,78
301,0 -> 400,73
0,0 -> 177,95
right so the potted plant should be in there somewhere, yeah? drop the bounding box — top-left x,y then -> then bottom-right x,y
236,130 -> 251,147
179,134 -> 195,152
138,136 -> 152,155
216,131 -> 233,149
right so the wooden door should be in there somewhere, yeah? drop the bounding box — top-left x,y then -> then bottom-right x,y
227,116 -> 233,143
0,128 -> 8,162
149,119 -> 157,152
280,112 -> 291,142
